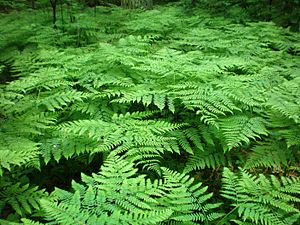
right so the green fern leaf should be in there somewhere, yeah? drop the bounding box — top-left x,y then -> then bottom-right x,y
218,115 -> 268,151
221,168 -> 300,225
0,136 -> 40,175
0,180 -> 46,217
33,156 -> 221,224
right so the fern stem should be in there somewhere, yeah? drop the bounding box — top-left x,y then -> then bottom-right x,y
215,205 -> 239,225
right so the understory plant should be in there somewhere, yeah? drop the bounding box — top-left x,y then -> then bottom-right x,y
0,1 -> 299,224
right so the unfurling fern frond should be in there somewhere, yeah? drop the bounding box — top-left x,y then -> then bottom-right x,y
221,168 -> 300,225
32,156 -> 221,225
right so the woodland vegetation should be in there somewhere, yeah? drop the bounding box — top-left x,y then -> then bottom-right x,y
0,0 -> 300,224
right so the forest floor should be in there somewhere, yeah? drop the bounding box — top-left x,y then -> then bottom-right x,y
0,2 -> 300,224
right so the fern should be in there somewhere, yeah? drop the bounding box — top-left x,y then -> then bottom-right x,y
6,67 -> 73,92
40,136 -> 99,163
21,219 -> 44,225
55,112 -> 185,171
170,83 -> 241,126
0,136 -> 40,175
265,78 -> 300,124
0,178 -> 46,217
221,168 -> 300,225
0,1 -> 299,224
245,141 -> 298,170
26,156 -> 222,224
112,87 -> 171,111
216,74 -> 268,108
124,7 -> 181,35
161,167 -> 223,223
217,115 -> 268,151
184,147 -> 228,173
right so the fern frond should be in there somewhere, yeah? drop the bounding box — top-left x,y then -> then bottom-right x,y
265,78 -> 300,124
40,198 -> 87,225
112,86 -> 173,111
162,168 -> 223,223
1,112 -> 56,135
124,7 -> 180,35
0,179 -> 46,216
33,156 -> 221,224
21,219 -> 45,225
6,67 -> 73,93
171,83 -> 240,126
245,141 -> 297,170
184,147 -> 227,173
216,74 -> 266,108
218,115 -> 268,151
221,168 -> 300,225
0,90 -> 23,114
57,114 -> 182,163
37,90 -> 89,112
0,136 -> 40,175
40,136 -> 99,163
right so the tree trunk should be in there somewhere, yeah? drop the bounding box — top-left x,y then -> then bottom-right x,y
31,0 -> 35,9
50,0 -> 57,29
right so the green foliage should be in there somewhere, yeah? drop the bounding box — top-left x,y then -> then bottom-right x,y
0,177 -> 46,217
34,156 -> 221,224
0,0 -> 27,11
244,141 -> 299,170
0,0 -> 299,224
196,0 -> 300,31
0,136 -> 40,176
221,168 -> 300,225
218,115 -> 268,151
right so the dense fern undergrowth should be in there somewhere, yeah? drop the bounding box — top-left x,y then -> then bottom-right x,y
0,1 -> 300,224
